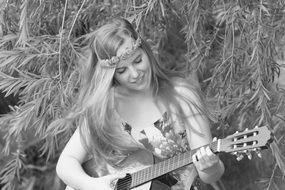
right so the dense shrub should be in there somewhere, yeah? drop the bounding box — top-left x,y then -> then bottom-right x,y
0,0 -> 284,189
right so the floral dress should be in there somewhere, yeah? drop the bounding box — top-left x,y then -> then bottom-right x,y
120,112 -> 198,190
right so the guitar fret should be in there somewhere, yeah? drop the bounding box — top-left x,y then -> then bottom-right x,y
148,165 -> 152,181
159,162 -> 162,176
133,170 -> 138,186
153,163 -> 157,180
175,154 -> 178,168
141,167 -> 145,185
167,156 -> 170,174
160,161 -> 163,176
171,156 -> 175,171
157,161 -> 161,179
139,167 -> 143,184
172,156 -> 175,171
164,158 -> 167,174
145,166 -> 149,183
137,167 -> 141,185
182,152 -> 185,166
177,154 -> 180,168
157,161 -> 162,177
177,155 -> 180,167
137,168 -> 141,185
172,155 -> 176,169
176,155 -> 179,167
131,171 -> 135,187
162,158 -> 165,174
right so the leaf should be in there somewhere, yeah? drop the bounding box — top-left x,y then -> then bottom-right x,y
259,4 -> 270,16
17,54 -> 38,68
20,177 -> 36,190
2,79 -> 23,97
0,54 -> 18,68
16,0 -> 30,46
271,141 -> 285,176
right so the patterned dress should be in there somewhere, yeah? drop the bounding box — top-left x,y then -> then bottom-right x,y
120,112 -> 198,190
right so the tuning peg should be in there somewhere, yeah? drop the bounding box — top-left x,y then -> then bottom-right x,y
256,150 -> 262,158
236,154 -> 244,161
246,152 -> 252,160
243,149 -> 252,159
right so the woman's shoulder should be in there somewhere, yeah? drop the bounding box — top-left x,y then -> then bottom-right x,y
170,77 -> 200,99
168,77 -> 207,120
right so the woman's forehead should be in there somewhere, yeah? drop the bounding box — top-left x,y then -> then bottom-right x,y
117,49 -> 141,67
116,36 -> 142,67
116,37 -> 135,56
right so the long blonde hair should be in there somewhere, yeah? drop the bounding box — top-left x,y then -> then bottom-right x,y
69,18 -> 214,165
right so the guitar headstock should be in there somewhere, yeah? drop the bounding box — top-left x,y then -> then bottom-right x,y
217,126 -> 273,160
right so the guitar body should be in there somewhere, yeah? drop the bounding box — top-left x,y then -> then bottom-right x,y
66,149 -> 154,190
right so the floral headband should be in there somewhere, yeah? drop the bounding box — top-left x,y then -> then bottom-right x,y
99,37 -> 142,68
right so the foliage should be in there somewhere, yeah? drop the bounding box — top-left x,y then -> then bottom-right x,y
0,0 -> 284,190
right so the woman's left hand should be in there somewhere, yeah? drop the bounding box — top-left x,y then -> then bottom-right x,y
192,145 -> 219,173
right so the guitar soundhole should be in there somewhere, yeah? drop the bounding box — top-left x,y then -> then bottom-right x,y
116,173 -> 132,190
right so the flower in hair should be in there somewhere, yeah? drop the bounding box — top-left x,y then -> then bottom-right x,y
100,37 -> 142,68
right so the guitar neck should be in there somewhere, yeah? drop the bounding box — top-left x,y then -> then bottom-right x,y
129,141 -> 219,188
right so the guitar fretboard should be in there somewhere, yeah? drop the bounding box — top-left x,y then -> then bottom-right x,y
129,141 -> 218,188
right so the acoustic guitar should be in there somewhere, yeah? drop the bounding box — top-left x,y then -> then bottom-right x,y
67,126 -> 273,190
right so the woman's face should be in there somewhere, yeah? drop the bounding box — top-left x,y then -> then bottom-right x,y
114,37 -> 152,93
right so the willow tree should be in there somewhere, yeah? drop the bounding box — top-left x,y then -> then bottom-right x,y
0,0 -> 284,190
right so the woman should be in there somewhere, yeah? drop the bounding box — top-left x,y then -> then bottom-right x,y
55,18 -> 225,190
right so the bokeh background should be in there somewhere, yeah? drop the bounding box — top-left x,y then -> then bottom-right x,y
0,0 -> 285,189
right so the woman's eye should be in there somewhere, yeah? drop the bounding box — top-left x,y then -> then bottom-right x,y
116,68 -> 126,74
134,58 -> 142,64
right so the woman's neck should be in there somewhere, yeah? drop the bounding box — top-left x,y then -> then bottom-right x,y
114,86 -> 154,100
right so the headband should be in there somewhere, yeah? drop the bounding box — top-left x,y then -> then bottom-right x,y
99,37 -> 142,68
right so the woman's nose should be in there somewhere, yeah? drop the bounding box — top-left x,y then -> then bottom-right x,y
129,66 -> 139,78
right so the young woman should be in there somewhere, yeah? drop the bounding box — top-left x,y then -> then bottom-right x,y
55,18 -> 225,190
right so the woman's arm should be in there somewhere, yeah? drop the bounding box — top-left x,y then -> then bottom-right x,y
187,113 -> 225,184
175,85 -> 225,184
56,128 -> 94,189
56,128 -> 123,190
